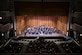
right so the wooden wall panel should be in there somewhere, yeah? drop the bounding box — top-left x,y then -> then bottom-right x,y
26,16 -> 57,27
16,16 -> 25,35
57,16 -> 68,35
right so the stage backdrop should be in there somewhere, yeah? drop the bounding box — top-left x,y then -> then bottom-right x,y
15,2 -> 69,35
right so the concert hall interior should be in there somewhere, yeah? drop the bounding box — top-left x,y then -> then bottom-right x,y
0,0 -> 82,55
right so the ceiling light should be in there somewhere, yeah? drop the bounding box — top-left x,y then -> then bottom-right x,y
0,17 -> 2,19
